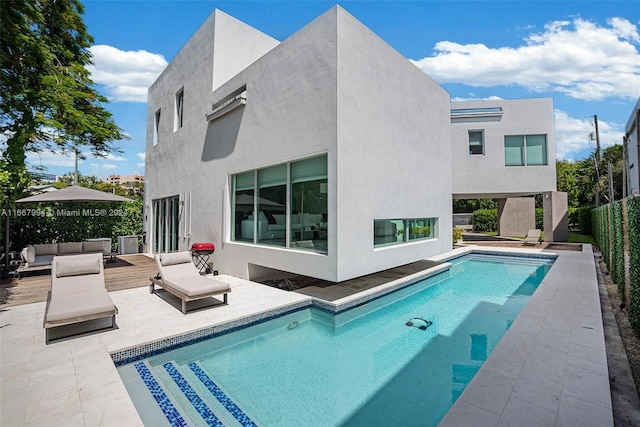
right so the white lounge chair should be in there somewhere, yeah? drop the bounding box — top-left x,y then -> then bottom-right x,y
151,251 -> 231,313
44,253 -> 118,343
523,229 -> 542,246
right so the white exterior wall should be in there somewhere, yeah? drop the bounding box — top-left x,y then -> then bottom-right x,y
209,7 -> 340,281
335,10 -> 452,281
145,11 -> 280,264
146,6 -> 453,283
625,98 -> 640,196
451,98 -> 556,198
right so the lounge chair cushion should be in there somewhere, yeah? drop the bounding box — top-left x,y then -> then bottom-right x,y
160,251 -> 193,266
55,254 -> 102,278
163,275 -> 230,297
45,288 -> 116,324
58,242 -> 83,254
33,243 -> 58,255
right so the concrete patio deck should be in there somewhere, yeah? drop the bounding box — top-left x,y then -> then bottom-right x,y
0,246 -> 615,426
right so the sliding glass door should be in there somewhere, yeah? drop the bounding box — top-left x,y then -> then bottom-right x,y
152,196 -> 180,253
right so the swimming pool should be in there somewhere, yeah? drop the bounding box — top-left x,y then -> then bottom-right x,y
116,253 -> 555,426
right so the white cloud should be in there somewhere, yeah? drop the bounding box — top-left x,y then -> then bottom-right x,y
554,109 -> 624,160
103,164 -> 119,170
88,45 -> 167,103
26,150 -> 77,168
136,152 -> 146,161
412,17 -> 640,101
103,153 -> 127,162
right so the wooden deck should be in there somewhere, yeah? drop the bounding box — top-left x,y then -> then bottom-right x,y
0,255 -> 158,308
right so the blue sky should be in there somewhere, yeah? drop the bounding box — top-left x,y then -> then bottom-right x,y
27,0 -> 640,179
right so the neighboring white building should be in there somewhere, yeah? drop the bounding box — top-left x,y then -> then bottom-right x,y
624,98 -> 640,196
145,6 -> 560,283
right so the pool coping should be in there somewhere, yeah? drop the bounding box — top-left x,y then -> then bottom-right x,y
0,245 -> 612,426
111,261 -> 455,365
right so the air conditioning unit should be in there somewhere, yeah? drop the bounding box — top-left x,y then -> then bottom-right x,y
118,235 -> 139,255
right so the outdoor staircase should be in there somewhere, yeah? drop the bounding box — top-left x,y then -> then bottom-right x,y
134,360 -> 257,427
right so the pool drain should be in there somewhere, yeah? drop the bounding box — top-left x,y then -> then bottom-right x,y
406,317 -> 432,330
287,321 -> 299,330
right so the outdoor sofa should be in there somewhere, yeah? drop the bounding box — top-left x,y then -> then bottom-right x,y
44,253 -> 118,343
151,251 -> 231,313
18,240 -> 111,277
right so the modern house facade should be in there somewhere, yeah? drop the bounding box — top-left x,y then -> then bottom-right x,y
450,98 -> 560,237
145,6 -> 559,283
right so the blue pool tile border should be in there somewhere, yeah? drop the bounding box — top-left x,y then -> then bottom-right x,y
111,251 -> 557,366
112,299 -> 311,366
189,362 -> 258,427
134,362 -> 187,427
163,362 -> 224,427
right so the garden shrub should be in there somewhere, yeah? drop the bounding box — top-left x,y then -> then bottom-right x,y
575,205 -> 593,234
535,208 -> 543,230
472,209 -> 497,232
452,227 -> 463,245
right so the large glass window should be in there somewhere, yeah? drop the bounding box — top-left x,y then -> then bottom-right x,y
504,134 -> 547,166
233,172 -> 255,242
291,156 -> 328,252
468,130 -> 484,155
258,164 -> 287,247
525,134 -> 547,165
504,135 -> 524,166
231,154 -> 327,254
374,218 -> 437,247
152,195 -> 179,253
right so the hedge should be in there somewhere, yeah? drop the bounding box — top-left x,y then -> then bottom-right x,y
628,197 -> 640,335
592,197 -> 640,337
472,209 -> 497,232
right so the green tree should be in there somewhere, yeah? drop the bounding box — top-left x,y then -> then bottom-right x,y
556,160 -> 580,208
1,0 -> 126,268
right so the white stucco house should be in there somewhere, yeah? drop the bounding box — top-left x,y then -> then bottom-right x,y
145,6 -> 561,283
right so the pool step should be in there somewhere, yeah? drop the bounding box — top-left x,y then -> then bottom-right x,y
160,362 -> 226,426
146,360 -> 259,427
133,361 -> 192,427
187,362 -> 258,427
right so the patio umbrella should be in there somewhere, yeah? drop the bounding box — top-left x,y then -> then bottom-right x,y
17,185 -> 133,203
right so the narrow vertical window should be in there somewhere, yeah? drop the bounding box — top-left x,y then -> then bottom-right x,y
468,130 -> 484,155
175,89 -> 184,131
153,109 -> 161,146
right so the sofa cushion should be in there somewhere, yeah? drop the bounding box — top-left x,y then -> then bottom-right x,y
263,211 -> 276,224
32,255 -> 55,267
33,243 -> 58,256
55,254 -> 102,278
160,251 -> 192,266
83,241 -> 107,253
58,242 -> 83,254
22,245 -> 36,264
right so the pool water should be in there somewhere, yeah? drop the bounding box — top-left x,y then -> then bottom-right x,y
117,253 -> 554,426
